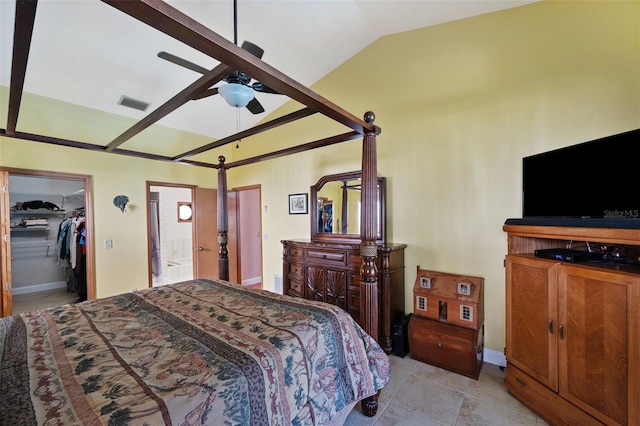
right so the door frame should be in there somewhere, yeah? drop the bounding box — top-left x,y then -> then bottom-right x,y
146,181 -> 196,288
0,167 -> 94,317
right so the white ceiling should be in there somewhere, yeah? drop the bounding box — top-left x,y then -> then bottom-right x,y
1,0 -> 536,140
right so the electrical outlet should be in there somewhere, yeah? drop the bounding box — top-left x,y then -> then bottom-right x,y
104,239 -> 113,249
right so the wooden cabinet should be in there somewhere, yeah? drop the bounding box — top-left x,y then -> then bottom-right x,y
504,225 -> 640,426
409,268 -> 485,379
409,315 -> 484,379
282,239 -> 406,353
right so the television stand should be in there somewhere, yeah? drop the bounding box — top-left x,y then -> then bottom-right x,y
503,223 -> 640,425
504,217 -> 640,229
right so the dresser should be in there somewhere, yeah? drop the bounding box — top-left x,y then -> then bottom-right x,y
281,239 -> 406,353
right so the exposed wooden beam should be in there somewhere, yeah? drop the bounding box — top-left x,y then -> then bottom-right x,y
101,0 -> 379,136
225,131 -> 362,169
0,129 -> 219,168
104,63 -> 232,151
6,0 -> 38,136
172,107 -> 317,161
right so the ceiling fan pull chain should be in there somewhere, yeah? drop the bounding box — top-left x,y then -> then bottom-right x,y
236,109 -> 241,148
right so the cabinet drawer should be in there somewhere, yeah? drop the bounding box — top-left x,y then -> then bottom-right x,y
408,316 -> 482,379
505,365 -> 604,426
306,249 -> 346,266
410,316 -> 475,351
287,277 -> 303,297
288,262 -> 304,280
287,245 -> 305,260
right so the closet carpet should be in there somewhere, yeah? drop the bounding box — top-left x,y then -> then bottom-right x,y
12,287 -> 78,315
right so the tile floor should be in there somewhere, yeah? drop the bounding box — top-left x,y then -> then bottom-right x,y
345,354 -> 549,425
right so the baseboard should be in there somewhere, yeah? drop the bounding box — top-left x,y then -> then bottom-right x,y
12,281 -> 67,295
484,347 -> 506,367
241,276 -> 261,286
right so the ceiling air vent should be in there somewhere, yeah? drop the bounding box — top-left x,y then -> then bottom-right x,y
118,95 -> 150,112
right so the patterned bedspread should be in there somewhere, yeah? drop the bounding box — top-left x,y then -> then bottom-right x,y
0,279 -> 390,425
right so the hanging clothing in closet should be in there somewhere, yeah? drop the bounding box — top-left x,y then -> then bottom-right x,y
56,209 -> 87,302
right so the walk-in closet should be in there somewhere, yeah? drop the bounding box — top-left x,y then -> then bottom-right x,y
8,174 -> 86,314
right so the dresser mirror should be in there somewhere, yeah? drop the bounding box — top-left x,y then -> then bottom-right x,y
310,171 -> 386,244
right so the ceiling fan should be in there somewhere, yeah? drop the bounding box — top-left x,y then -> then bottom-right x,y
157,0 -> 279,114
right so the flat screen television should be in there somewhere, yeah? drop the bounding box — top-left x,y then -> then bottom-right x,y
521,128 -> 639,222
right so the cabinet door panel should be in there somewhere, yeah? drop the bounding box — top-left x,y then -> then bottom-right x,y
506,255 -> 558,390
558,265 -> 632,426
306,266 -> 325,301
326,269 -> 347,310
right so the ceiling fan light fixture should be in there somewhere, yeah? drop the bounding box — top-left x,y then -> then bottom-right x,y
218,83 -> 254,108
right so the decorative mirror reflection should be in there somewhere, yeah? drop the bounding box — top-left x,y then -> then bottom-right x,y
310,171 -> 386,244
177,202 -> 193,222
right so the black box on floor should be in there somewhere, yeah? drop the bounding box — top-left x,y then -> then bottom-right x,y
393,313 -> 412,357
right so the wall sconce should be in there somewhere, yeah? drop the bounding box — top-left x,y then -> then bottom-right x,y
113,195 -> 129,213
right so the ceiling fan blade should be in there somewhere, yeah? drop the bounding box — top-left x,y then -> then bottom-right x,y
246,98 -> 265,114
240,41 -> 264,59
251,82 -> 280,95
192,87 -> 219,100
158,51 -> 209,75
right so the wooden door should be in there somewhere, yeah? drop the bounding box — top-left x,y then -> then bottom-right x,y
228,186 -> 262,287
505,255 -> 558,390
194,187 -> 218,280
326,268 -> 347,310
306,266 -> 326,302
227,191 -> 238,283
0,171 -> 12,317
558,264 -> 636,425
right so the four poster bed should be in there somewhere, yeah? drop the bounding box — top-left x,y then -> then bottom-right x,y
1,0 -> 388,424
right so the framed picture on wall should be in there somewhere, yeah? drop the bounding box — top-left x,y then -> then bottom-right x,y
288,193 -> 308,215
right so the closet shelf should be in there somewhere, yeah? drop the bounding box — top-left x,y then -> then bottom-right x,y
10,210 -> 66,215
11,241 -> 52,259
9,192 -> 66,210
10,227 -> 51,234
64,188 -> 85,199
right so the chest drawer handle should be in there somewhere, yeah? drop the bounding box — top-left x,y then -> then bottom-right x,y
437,342 -> 443,349
515,377 -> 529,388
322,255 -> 327,258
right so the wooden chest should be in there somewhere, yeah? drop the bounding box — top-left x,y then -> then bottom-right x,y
408,315 -> 484,379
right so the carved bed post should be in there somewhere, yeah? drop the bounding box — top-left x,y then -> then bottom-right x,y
359,111 -> 381,417
217,156 -> 230,281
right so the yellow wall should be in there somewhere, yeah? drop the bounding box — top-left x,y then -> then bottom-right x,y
0,91 -> 230,298
226,0 -> 640,353
1,1 -> 639,354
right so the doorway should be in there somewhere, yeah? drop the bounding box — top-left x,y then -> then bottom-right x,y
148,184 -> 195,286
146,182 -> 219,287
146,182 -> 261,288
0,168 -> 94,317
229,185 -> 262,288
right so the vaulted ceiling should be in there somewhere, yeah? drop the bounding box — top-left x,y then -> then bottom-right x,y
1,0 -> 535,144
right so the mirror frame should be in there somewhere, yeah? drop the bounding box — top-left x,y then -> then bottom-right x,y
310,171 -> 386,245
177,201 -> 193,222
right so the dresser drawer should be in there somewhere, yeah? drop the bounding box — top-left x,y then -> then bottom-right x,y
408,315 -> 483,379
287,277 -> 303,297
288,262 -> 304,280
306,249 -> 346,266
287,245 -> 305,260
